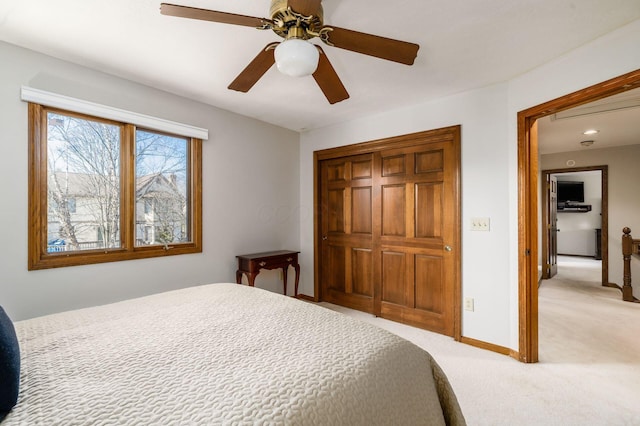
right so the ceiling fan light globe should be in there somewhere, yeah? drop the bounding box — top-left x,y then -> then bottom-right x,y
275,39 -> 319,77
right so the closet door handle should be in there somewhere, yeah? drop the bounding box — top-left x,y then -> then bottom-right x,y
444,245 -> 452,252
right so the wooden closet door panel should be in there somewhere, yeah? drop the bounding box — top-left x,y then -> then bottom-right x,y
320,154 -> 375,313
381,251 -> 406,305
352,248 -> 373,297
414,254 -> 444,314
352,159 -> 372,179
352,187 -> 372,234
327,244 -> 346,292
415,150 -> 444,174
415,182 -> 443,239
382,185 -> 406,237
327,162 -> 347,182
377,141 -> 456,336
328,188 -> 346,233
382,155 -> 406,176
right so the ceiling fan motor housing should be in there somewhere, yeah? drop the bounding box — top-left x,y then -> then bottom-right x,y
270,0 -> 324,40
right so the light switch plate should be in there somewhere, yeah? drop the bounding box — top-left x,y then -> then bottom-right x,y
464,297 -> 475,312
471,217 -> 490,231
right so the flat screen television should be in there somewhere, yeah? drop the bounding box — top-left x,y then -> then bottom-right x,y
557,181 -> 584,204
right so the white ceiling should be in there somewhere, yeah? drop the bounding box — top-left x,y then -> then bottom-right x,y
538,87 -> 640,154
1,0 -> 640,132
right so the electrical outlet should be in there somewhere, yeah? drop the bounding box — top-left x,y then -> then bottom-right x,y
471,217 -> 490,231
464,297 -> 475,312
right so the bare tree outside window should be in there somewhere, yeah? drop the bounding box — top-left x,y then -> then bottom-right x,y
135,130 -> 189,246
46,116 -> 191,252
47,112 -> 121,252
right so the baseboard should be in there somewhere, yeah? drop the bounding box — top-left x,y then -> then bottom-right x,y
538,274 -> 543,288
460,336 -> 512,357
296,294 -> 316,302
604,282 -> 622,290
557,253 -> 598,259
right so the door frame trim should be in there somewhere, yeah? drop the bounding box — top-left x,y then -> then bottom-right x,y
518,68 -> 640,363
541,166 -> 609,285
541,171 -> 556,280
314,126 -> 462,340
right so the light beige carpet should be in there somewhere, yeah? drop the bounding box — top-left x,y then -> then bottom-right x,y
319,256 -> 640,425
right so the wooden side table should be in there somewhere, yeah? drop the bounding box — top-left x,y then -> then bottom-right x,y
236,250 -> 300,296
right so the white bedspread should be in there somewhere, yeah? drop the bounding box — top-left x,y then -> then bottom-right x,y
6,283 -> 464,425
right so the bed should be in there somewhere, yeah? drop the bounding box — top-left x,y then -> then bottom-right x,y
2,283 -> 465,425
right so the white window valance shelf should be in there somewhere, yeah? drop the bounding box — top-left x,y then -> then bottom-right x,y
21,86 -> 209,140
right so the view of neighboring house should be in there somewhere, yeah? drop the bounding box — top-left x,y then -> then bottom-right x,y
47,172 -> 186,252
135,173 -> 188,246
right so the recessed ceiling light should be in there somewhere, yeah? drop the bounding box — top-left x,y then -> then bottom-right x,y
580,140 -> 594,147
583,129 -> 599,135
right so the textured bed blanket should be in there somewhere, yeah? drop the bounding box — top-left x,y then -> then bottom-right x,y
5,283 -> 465,425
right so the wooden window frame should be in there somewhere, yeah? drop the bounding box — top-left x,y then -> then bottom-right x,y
28,103 -> 202,270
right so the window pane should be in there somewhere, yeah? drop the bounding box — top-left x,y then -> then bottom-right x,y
135,130 -> 189,246
47,112 -> 121,252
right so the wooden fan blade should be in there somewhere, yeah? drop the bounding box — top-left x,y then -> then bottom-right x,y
322,26 -> 419,65
228,43 -> 278,93
160,3 -> 271,28
313,46 -> 349,104
287,0 -> 323,17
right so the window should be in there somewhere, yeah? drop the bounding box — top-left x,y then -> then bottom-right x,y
29,104 -> 202,270
66,198 -> 77,214
144,198 -> 153,214
48,197 -> 76,214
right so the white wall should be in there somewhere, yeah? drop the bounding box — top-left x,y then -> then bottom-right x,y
542,146 -> 640,298
300,84 -> 513,346
553,172 -> 602,256
300,19 -> 640,350
0,41 -> 300,321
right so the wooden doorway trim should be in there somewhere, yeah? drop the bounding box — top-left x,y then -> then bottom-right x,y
518,69 -> 640,363
541,166 -> 609,287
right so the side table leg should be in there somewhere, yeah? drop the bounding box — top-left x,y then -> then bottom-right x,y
282,267 -> 288,296
236,270 -> 242,284
294,263 -> 300,297
248,272 -> 258,287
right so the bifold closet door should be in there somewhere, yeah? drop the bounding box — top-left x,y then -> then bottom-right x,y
318,127 -> 459,337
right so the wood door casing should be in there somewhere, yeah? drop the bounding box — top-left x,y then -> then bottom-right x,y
543,173 -> 558,279
316,127 -> 461,337
541,166 -> 608,284
518,69 -> 638,363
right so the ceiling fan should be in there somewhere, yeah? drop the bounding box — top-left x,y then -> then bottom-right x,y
160,0 -> 420,104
